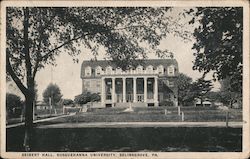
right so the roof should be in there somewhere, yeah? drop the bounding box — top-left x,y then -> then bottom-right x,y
81,58 -> 178,78
81,59 -> 178,68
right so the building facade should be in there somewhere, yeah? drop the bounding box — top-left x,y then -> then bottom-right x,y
81,59 -> 179,107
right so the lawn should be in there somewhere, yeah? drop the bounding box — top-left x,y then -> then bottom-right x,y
7,126 -> 242,152
38,106 -> 242,125
6,106 -> 242,152
6,108 -> 64,125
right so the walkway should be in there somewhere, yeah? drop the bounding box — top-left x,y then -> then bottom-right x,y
6,114 -> 75,128
37,121 -> 244,129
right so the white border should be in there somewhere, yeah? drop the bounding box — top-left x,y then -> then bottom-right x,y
0,0 -> 249,159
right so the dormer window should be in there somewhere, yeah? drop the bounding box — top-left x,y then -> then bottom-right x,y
136,65 -> 143,74
116,68 -> 122,74
158,65 -> 164,75
96,66 -> 102,76
168,65 -> 175,76
146,65 -> 153,74
85,66 -> 91,76
106,66 -> 112,74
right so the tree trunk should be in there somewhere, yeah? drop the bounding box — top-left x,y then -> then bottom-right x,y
23,92 -> 34,151
200,97 -> 203,107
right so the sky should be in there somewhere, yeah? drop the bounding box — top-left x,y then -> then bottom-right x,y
34,36 -> 220,101
8,7 -> 221,101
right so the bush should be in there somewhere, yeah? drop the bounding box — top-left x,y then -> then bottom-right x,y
159,100 -> 174,106
63,99 -> 74,105
6,93 -> 23,117
74,91 -> 101,105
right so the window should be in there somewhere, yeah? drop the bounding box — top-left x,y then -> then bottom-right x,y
96,66 -> 102,76
158,65 -> 164,75
116,68 -> 122,74
168,65 -> 175,76
106,66 -> 112,74
85,66 -> 91,76
146,65 -> 153,74
168,81 -> 174,87
85,81 -> 90,89
136,65 -> 143,74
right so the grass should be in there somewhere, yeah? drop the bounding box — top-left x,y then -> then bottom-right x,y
7,126 -> 242,152
6,108 -> 64,125
6,106 -> 242,152
38,106 -> 242,126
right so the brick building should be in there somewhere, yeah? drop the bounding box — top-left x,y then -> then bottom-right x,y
81,59 -> 179,107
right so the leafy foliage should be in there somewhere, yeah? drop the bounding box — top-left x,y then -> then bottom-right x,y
42,83 -> 62,105
5,7 -> 182,150
6,7 -> 175,80
189,77 -> 213,104
6,93 -> 23,116
204,91 -> 222,102
74,91 -> 101,105
189,7 -> 243,92
62,99 -> 74,105
176,73 -> 193,106
219,78 -> 242,107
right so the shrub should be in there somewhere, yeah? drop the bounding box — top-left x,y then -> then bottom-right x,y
6,93 -> 23,117
159,100 -> 174,106
63,99 -> 74,105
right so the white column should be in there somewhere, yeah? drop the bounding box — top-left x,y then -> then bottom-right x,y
123,77 -> 126,103
112,78 -> 116,106
144,77 -> 147,103
133,77 -> 137,102
154,77 -> 158,106
101,78 -> 105,107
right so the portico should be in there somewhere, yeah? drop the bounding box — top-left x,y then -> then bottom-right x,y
101,76 -> 159,107
81,59 -> 179,108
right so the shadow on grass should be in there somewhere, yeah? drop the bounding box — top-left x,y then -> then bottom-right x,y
7,126 -> 242,152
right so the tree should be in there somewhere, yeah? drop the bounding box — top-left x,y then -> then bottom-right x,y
6,93 -> 23,117
42,83 -> 63,105
6,7 -> 177,150
204,91 -> 222,103
188,7 -> 243,92
219,78 -> 242,107
62,99 -> 74,106
175,73 -> 193,106
190,77 -> 213,105
74,91 -> 101,105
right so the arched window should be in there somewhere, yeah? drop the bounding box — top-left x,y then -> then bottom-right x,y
158,65 -> 164,75
146,65 -> 153,74
106,66 -> 113,74
168,65 -> 175,76
85,66 -> 91,76
95,66 -> 102,76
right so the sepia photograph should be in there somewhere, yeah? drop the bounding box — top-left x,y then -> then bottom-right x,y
0,0 -> 249,159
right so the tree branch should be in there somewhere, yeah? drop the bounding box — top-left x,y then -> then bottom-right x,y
41,24 -> 146,60
6,52 -> 28,95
